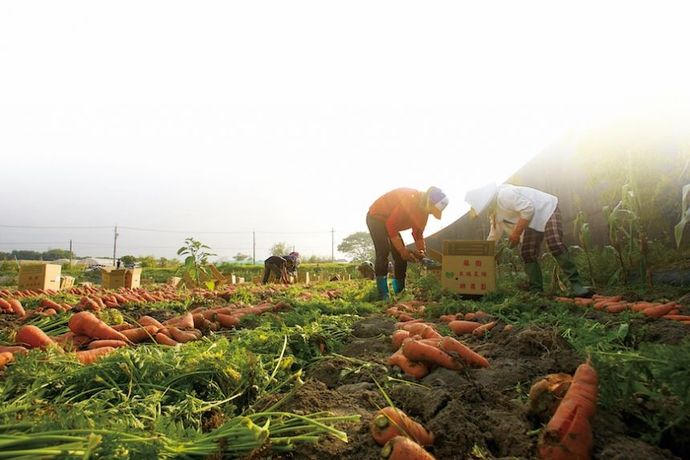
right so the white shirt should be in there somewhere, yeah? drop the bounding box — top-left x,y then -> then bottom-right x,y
487,184 -> 558,240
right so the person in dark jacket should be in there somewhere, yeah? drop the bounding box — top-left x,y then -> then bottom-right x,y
366,186 -> 448,300
262,252 -> 300,284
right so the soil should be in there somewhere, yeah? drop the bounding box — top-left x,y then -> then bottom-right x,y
273,315 -> 681,460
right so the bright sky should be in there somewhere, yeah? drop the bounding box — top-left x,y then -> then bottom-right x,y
1,1 -> 689,261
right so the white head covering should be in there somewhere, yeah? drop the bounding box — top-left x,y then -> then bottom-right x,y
464,183 -> 498,216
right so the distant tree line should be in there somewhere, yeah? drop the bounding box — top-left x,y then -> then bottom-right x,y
0,249 -> 72,261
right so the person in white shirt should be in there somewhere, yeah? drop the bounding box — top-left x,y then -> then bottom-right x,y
465,183 -> 593,297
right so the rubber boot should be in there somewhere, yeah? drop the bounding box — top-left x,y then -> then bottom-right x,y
524,262 -> 544,293
554,252 -> 594,297
376,276 -> 390,301
391,278 -> 405,294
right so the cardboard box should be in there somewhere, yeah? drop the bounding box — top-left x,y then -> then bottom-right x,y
125,268 -> 142,289
60,276 -> 75,290
102,268 -> 142,289
168,276 -> 182,287
101,269 -> 127,289
441,240 -> 496,295
18,264 -> 62,291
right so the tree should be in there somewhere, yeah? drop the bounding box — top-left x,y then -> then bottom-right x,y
137,255 -> 158,268
120,255 -> 137,266
233,253 -> 250,262
337,232 -> 374,262
269,242 -> 290,257
42,249 -> 72,261
177,238 -> 216,288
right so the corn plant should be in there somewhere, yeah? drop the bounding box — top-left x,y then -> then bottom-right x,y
570,211 -> 596,288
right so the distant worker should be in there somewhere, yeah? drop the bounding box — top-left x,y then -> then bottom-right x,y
357,261 -> 375,280
262,251 -> 300,284
366,186 -> 449,300
465,183 -> 593,297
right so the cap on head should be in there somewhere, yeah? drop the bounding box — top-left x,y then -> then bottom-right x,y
426,186 -> 449,219
464,183 -> 497,218
288,251 -> 300,258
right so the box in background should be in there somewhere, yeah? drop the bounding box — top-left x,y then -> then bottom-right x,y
441,240 -> 496,295
18,264 -> 62,291
60,276 -> 75,290
101,269 -> 127,289
125,268 -> 142,289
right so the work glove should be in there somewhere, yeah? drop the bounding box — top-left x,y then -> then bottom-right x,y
508,218 -> 530,248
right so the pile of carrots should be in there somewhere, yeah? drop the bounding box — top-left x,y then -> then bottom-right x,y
538,360 -> 598,460
386,301 -> 427,322
370,406 -> 436,459
439,310 -> 508,337
389,320 -> 489,379
555,295 -> 690,324
1,300 -> 290,369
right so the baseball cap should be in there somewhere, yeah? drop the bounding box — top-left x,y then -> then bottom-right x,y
427,186 -> 449,219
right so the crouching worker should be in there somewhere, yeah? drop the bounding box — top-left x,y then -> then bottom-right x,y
465,183 -> 593,297
366,186 -> 449,300
262,251 -> 300,284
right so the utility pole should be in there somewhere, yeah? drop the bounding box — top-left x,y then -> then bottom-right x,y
112,225 -> 119,267
69,239 -> 73,268
331,228 -> 335,262
252,230 -> 256,264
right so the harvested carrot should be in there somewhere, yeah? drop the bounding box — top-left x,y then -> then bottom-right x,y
0,345 -> 28,355
538,360 -> 598,460
121,326 -> 159,343
439,314 -> 459,323
163,312 -> 194,329
395,319 -> 425,329
370,406 -> 434,446
0,298 -> 12,312
139,316 -> 164,329
166,327 -> 200,343
392,330 -> 411,350
0,352 -> 14,369
642,303 -> 677,318
380,436 -> 435,460
15,325 -> 61,351
155,333 -> 179,346
69,312 -> 129,341
388,350 -> 430,379
605,303 -> 628,313
8,299 -> 26,317
463,312 -> 477,320
216,313 -> 241,328
503,324 -> 514,333
76,346 -> 116,364
111,323 -> 134,331
87,339 -> 129,349
401,339 -> 460,370
438,336 -> 489,368
472,321 -> 497,337
396,313 -> 415,322
662,314 -> 690,322
630,302 -> 658,312
448,320 -> 482,335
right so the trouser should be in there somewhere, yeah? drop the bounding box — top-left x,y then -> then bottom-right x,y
520,207 -> 567,263
262,262 -> 283,284
366,214 -> 407,280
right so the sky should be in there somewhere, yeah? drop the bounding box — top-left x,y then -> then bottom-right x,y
1,1 -> 689,261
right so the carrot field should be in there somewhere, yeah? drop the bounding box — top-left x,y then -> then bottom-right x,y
0,270 -> 689,460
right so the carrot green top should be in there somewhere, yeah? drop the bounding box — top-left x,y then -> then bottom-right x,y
368,188 -> 429,243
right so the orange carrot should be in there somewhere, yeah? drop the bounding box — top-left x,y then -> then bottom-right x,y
630,301 -> 659,312
392,330 -> 411,350
472,321 -> 497,337
605,303 -> 628,313
395,319 -> 426,329
529,373 -> 573,420
111,323 -> 134,331
8,299 -> 26,317
0,345 -> 28,355
662,314 -> 690,322
68,312 -> 129,341
439,314 -> 459,323
463,312 -> 477,320
642,303 -> 677,318
503,324 -> 514,333
0,298 -> 12,312
155,333 -> 179,346
370,406 -> 434,446
401,339 -> 460,370
139,315 -> 164,329
76,346 -> 116,364
15,325 -> 61,351
448,320 -> 482,335
216,313 -> 241,328
163,312 -> 194,329
87,339 -> 129,349
438,336 -> 489,368
388,350 -> 429,379
396,313 -> 416,322
380,436 -> 435,460
121,325 -> 159,343
166,327 -> 200,343
0,352 -> 14,369
553,296 -> 575,303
